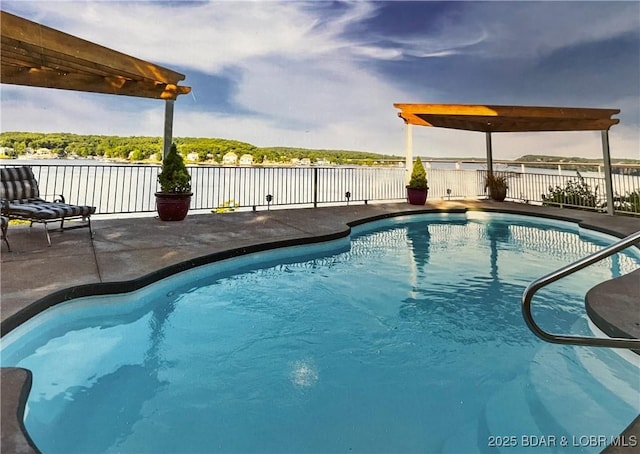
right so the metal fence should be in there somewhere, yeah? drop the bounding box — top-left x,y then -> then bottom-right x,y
2,163 -> 638,216
481,170 -> 640,215
2,164 -> 408,214
189,166 -> 407,210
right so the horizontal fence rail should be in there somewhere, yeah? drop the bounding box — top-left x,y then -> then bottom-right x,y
1,163 -> 638,216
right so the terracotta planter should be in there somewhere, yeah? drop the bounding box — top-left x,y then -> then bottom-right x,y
489,186 -> 507,202
406,187 -> 428,205
155,192 -> 192,221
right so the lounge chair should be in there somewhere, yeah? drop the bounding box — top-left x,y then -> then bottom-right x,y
1,215 -> 9,251
0,166 -> 95,246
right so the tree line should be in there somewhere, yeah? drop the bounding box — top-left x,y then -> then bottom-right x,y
0,132 -> 402,165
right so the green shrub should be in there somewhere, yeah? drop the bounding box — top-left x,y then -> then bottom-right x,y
612,190 -> 640,214
408,157 -> 428,190
158,143 -> 191,193
542,172 -> 598,209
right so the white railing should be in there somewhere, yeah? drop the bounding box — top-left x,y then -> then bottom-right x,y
1,163 -> 638,216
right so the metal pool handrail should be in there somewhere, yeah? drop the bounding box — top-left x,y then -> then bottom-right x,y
522,230 -> 640,349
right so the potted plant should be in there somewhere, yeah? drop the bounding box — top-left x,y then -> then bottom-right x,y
406,157 -> 429,205
155,143 -> 192,221
485,172 -> 508,202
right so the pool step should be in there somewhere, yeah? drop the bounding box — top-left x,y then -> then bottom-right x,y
527,342 -> 627,440
573,342 -> 640,409
483,376 -> 553,453
441,420 -> 483,453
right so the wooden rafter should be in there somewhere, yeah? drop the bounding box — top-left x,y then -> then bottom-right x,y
394,103 -> 620,132
0,11 -> 191,100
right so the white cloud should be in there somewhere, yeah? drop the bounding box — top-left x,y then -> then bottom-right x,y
0,86 -> 165,136
14,1 -> 378,73
460,2 -> 640,59
2,1 -> 638,160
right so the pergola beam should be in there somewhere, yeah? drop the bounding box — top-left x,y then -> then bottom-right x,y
1,66 -> 191,100
396,103 -> 620,121
1,11 -> 187,86
396,103 -> 620,133
411,115 -> 619,133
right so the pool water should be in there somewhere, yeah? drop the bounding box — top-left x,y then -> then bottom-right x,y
1,213 -> 639,453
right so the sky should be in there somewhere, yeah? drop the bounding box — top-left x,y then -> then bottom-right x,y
1,1 -> 639,160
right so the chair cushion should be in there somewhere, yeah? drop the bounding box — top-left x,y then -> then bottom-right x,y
6,198 -> 96,220
0,167 -> 40,200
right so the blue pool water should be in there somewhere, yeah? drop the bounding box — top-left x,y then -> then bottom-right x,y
1,213 -> 639,453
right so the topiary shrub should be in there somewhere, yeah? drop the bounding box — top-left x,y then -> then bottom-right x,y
408,157 -> 428,189
158,143 -> 191,194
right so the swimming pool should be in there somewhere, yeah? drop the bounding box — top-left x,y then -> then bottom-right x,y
1,212 -> 638,453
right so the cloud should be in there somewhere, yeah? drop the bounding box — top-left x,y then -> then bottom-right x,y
1,86 -> 165,136
444,2 -> 640,60
11,1 -> 380,73
2,1 -> 638,160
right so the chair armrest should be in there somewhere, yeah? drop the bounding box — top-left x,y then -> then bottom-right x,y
44,194 -> 66,203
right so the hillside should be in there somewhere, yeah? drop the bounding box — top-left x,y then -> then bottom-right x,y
515,154 -> 640,174
0,132 -> 402,165
516,154 -> 640,165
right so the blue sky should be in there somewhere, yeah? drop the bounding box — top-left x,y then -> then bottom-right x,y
1,1 -> 639,159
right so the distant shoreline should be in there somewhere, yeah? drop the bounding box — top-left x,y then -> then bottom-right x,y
4,156 -> 640,177
2,154 -> 638,167
2,132 -> 639,167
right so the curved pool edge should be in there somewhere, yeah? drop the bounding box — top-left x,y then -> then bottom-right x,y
586,269 -> 640,355
0,228 -> 352,338
1,202 -> 639,451
4,204 -> 637,338
0,368 -> 40,454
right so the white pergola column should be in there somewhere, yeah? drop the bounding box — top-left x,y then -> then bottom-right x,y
405,122 -> 413,184
601,130 -> 614,215
163,99 -> 175,159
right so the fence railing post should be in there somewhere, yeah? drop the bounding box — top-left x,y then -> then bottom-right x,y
313,167 -> 318,208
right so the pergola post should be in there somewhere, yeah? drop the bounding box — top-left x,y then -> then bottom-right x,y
163,99 -> 175,159
485,131 -> 494,176
601,130 -> 615,215
405,122 -> 413,184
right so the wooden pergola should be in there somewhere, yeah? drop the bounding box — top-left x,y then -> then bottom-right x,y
394,103 -> 621,214
0,10 -> 192,156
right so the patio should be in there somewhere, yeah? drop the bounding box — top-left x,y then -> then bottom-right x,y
2,201 -> 640,453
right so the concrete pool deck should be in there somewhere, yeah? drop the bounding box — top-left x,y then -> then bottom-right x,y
1,200 -> 639,452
